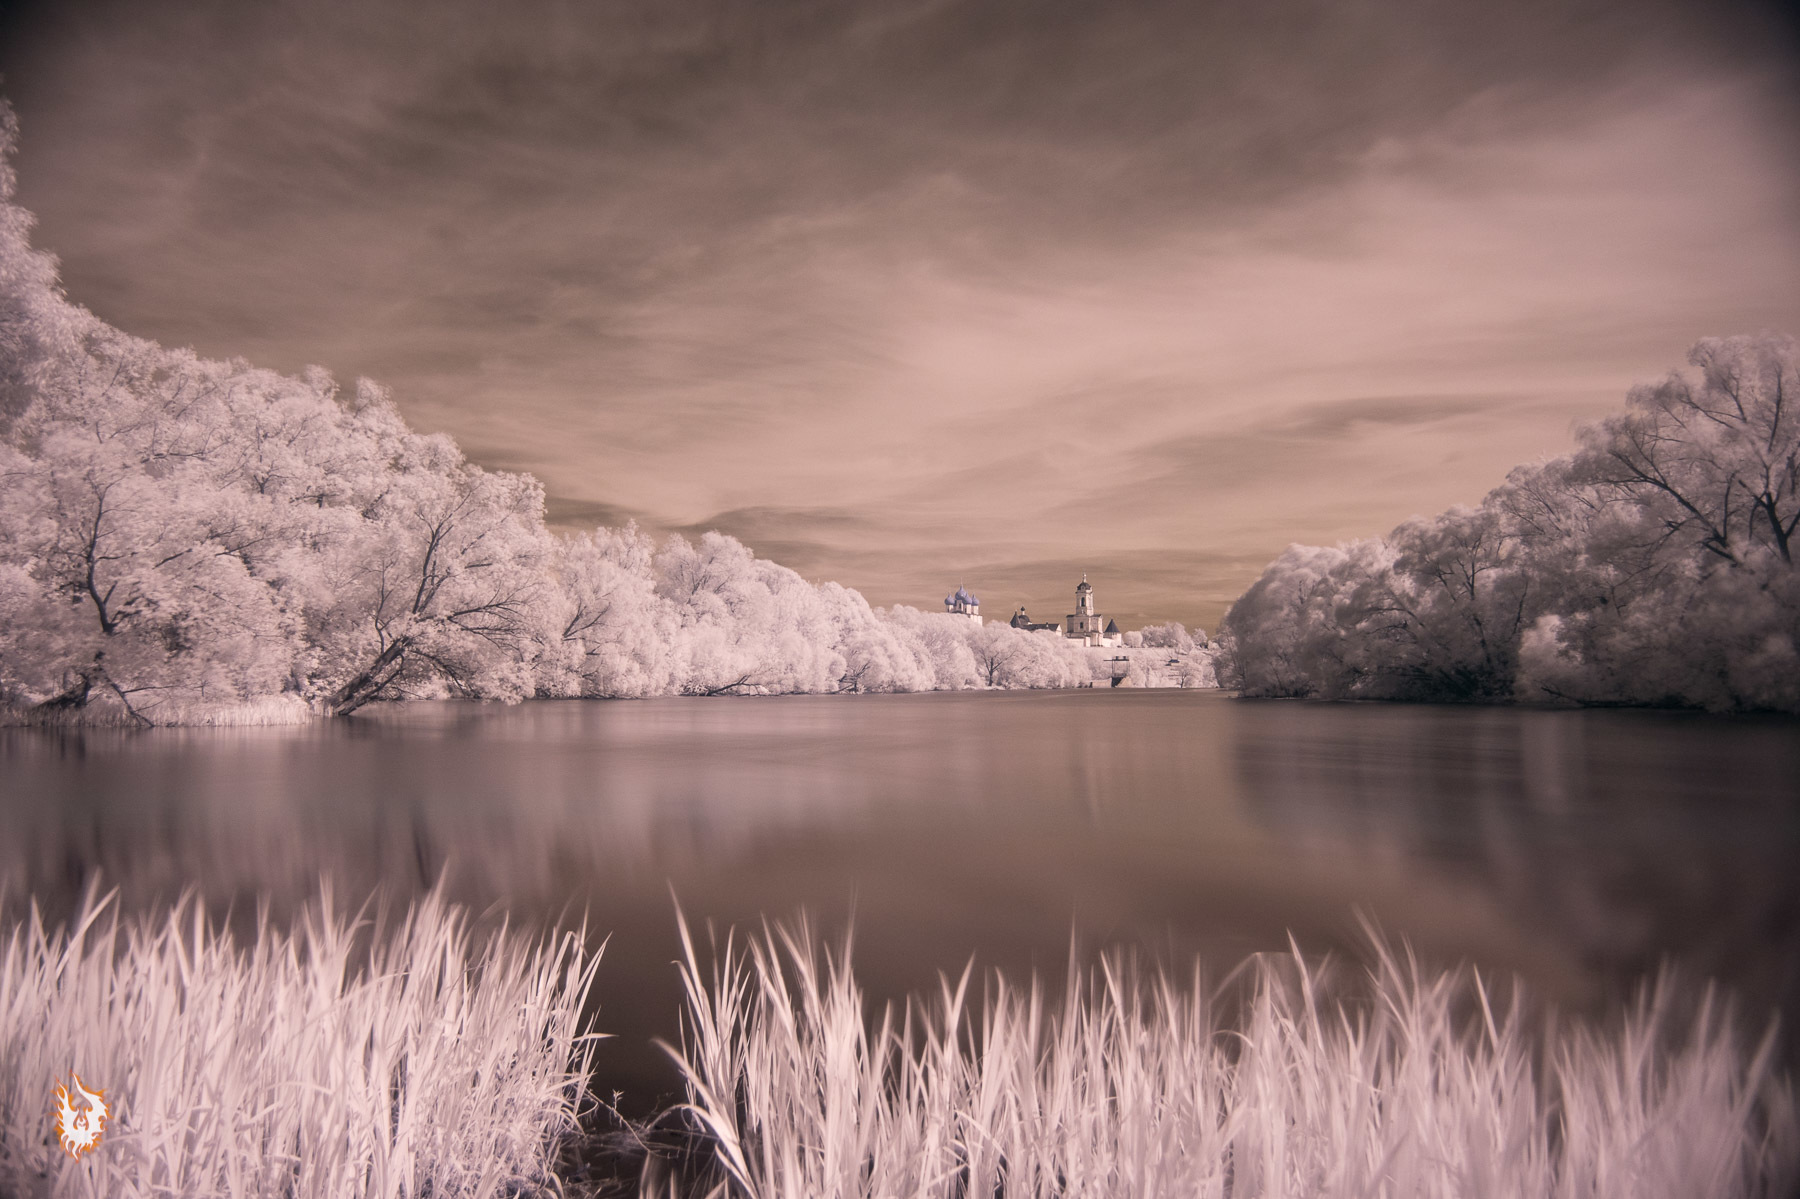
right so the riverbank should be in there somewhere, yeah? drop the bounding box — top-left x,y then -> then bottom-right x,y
0,654 -> 1220,729
0,694 -> 320,729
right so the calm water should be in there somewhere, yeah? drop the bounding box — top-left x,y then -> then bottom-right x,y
4,690 -> 1797,1112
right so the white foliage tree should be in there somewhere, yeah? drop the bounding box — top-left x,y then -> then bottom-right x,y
1515,334 -> 1800,709
0,109 -> 561,721
877,606 -> 983,690
313,403 -> 556,716
547,523 -> 672,698
0,317 -> 299,721
1223,334 -> 1800,712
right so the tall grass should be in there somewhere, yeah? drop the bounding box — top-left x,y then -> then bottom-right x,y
2,694 -> 319,728
0,884 -> 604,1198
665,917 -> 1800,1199
7,889 -> 1793,1199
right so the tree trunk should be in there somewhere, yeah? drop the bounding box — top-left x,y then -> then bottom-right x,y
34,659 -> 97,711
30,654 -> 153,727
326,638 -> 410,716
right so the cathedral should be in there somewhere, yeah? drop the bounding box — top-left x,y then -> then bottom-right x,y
943,584 -> 981,622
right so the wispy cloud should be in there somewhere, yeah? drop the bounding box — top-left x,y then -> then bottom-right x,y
3,0 -> 1796,628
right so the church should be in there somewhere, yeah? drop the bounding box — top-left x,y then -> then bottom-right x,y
943,584 -> 982,622
1001,575 -> 1122,647
1063,574 -> 1121,647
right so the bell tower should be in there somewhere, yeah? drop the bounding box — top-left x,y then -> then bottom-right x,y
1066,574 -> 1106,643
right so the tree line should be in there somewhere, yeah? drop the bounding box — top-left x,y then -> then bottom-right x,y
0,110 -> 1208,725
1218,332 -> 1799,712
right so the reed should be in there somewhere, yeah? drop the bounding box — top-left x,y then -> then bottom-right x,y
0,884 -> 603,1198
1,694 -> 317,728
7,887 -> 1793,1198
664,916 -> 1800,1199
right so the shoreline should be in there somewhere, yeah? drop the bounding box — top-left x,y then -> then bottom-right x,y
16,683 -> 1800,732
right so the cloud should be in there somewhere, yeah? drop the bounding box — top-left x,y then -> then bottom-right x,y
2,0 -> 1798,628
539,497 -> 650,532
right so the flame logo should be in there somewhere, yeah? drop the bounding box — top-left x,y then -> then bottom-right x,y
53,1074 -> 108,1160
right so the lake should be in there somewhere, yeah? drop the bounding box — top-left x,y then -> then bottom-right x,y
3,689 -> 1797,1114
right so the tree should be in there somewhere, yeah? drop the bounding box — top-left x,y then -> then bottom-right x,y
1576,335 -> 1799,568
0,102 -> 65,437
0,320 -> 302,722
1219,542 -> 1368,697
1136,621 -> 1200,651
966,621 -> 1019,687
314,416 -> 555,715
878,605 -> 981,690
1506,335 -> 1799,709
1224,335 -> 1800,711
1361,506 -> 1530,700
547,523 -> 672,698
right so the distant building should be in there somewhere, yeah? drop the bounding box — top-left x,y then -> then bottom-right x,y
944,584 -> 981,622
1065,575 -> 1122,647
1009,606 -> 1059,633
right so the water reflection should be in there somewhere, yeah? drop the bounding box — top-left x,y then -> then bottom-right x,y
3,691 -> 1796,1109
1231,701 -> 1800,1037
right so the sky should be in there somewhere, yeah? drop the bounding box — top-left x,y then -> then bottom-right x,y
1,0 -> 1797,632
